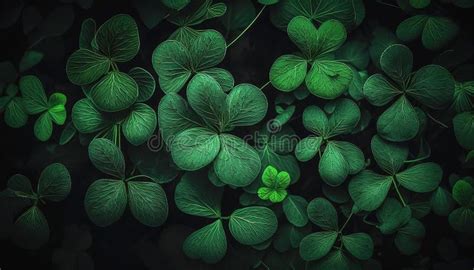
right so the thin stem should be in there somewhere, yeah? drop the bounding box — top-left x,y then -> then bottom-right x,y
339,211 -> 354,233
404,155 -> 430,164
260,81 -> 271,90
392,176 -> 407,207
220,216 -> 230,220
260,261 -> 270,270
376,0 -> 401,9
125,174 -> 155,182
226,5 -> 266,48
427,112 -> 449,128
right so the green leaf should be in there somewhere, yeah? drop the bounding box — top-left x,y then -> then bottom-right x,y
396,162 -> 442,192
183,220 -> 227,264
59,122 -> 77,146
452,81 -> 474,113
96,14 -> 140,62
129,67 -> 156,102
152,40 -> 192,93
287,16 -> 319,59
376,198 -> 411,234
34,113 -> 53,141
186,73 -> 226,128
270,0 -> 357,30
157,93 -> 202,144
262,165 -> 278,186
84,179 -> 127,227
189,30 -> 226,70
377,96 -> 419,142
452,180 -> 473,206
71,99 -> 109,134
37,163 -> 71,202
306,60 -> 353,99
307,197 -> 338,230
295,136 -> 322,162
79,18 -> 96,49
12,206 -> 49,250
132,0 -> 168,29
407,65 -> 454,109
380,44 -> 413,84
326,98 -> 361,136
299,231 -> 338,261
226,83 -> 268,127
127,181 -> 168,227
175,171 -> 223,218
341,233 -> 373,260
448,207 -> 474,234
121,103 -> 157,146
200,68 -> 235,92
349,170 -> 393,211
19,75 -> 48,114
48,93 -> 67,125
19,50 -> 43,73
409,0 -> 431,8
316,19 -> 348,55
394,218 -> 425,255
313,250 -> 355,270
88,138 -> 125,179
369,27 -> 399,69
453,111 -> 474,150
4,98 -> 28,128
302,105 -> 329,136
319,142 -> 349,186
214,134 -> 261,187
7,174 -> 33,194
221,0 -> 256,32
162,0 -> 190,10
371,135 -> 408,175
89,71 -> 138,112
430,187 -> 455,216
66,49 -> 111,85
363,74 -> 401,106
171,127 -> 220,171
270,55 -> 307,92
257,187 -> 287,203
283,195 -> 308,227
333,141 -> 365,175
229,206 -> 278,245
335,40 -> 369,70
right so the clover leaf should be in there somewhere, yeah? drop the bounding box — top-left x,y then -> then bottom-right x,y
448,179 -> 474,234
257,165 -> 291,203
84,138 -> 168,227
175,171 -> 277,263
396,15 -> 458,51
451,81 -> 474,113
295,98 -> 364,186
1,163 -> 71,249
66,15 -> 143,112
363,44 -> 454,142
270,16 -> 353,99
167,0 -> 227,28
0,84 -> 28,128
300,197 -> 374,263
71,96 -> 157,146
160,74 -> 267,187
453,111 -> 474,150
349,135 -> 443,211
18,75 -> 67,141
152,29 -> 229,93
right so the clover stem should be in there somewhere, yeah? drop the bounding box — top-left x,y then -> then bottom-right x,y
260,261 -> 270,270
226,5 -> 266,48
376,0 -> 401,9
260,81 -> 271,90
426,112 -> 449,128
338,211 -> 353,234
392,176 -> 407,207
124,174 -> 155,182
220,216 -> 230,220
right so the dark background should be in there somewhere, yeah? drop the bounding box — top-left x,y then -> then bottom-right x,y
1,0 -> 473,269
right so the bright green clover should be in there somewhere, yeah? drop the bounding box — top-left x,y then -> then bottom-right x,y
270,0 -> 362,30
84,138 -> 168,227
18,75 -> 67,141
375,198 -> 426,255
300,197 -> 374,263
1,163 -> 71,249
152,29 -> 232,93
66,14 -> 142,112
71,91 -> 157,146
363,44 -> 454,142
451,81 -> 474,113
448,179 -> 474,234
396,15 -> 458,51
453,111 -> 474,150
0,84 -> 28,128
349,135 -> 443,211
159,73 -> 267,187
295,98 -> 364,186
257,165 -> 291,203
175,171 -> 277,263
269,16 -> 353,99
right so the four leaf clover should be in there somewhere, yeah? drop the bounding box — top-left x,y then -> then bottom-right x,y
257,165 -> 291,203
